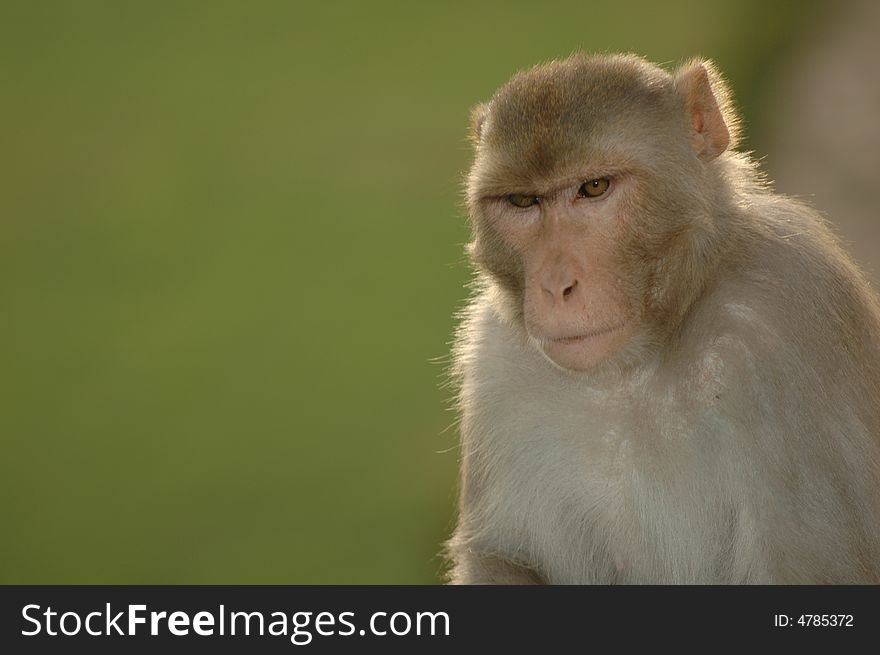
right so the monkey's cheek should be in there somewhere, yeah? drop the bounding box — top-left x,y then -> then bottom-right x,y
539,327 -> 632,372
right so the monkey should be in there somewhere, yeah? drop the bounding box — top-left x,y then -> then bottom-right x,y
445,53 -> 880,584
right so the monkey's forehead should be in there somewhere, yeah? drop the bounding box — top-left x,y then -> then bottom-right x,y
472,55 -> 677,193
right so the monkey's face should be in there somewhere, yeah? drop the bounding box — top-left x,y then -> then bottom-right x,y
477,173 -> 642,371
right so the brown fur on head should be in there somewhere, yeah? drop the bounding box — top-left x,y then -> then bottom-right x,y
465,53 -> 740,372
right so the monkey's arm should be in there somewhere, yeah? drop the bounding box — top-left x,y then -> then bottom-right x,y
446,425 -> 547,585
447,547 -> 544,585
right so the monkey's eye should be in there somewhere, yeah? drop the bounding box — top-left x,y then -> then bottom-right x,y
507,193 -> 540,208
577,178 -> 611,198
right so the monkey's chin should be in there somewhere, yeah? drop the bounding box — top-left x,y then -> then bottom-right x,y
533,324 -> 631,372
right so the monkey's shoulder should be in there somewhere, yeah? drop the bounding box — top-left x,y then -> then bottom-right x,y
710,204 -> 880,364
746,197 -> 876,304
683,211 -> 880,424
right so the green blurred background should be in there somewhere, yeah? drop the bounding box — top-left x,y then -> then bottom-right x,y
0,1 -> 825,583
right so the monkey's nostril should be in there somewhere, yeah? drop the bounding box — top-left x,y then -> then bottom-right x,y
563,280 -> 578,298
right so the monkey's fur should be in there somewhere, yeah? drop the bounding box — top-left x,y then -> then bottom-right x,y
447,53 -> 880,584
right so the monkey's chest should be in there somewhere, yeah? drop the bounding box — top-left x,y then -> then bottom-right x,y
482,399 -> 731,584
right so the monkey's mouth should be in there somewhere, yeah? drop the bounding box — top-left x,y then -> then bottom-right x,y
527,320 -> 632,371
546,323 -> 628,343
530,322 -> 631,371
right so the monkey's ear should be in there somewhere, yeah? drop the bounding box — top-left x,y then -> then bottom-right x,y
469,102 -> 489,146
673,60 -> 736,160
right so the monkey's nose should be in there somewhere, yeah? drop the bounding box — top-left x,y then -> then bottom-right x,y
542,278 -> 579,303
